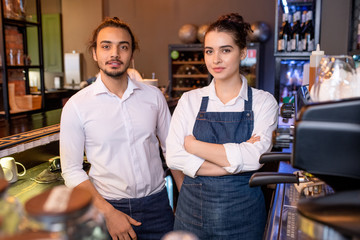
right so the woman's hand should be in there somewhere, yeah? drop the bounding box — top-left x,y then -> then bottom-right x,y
105,209 -> 141,240
184,135 -> 197,154
247,134 -> 260,144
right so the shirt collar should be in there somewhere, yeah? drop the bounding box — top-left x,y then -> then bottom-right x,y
208,74 -> 249,103
92,73 -> 141,97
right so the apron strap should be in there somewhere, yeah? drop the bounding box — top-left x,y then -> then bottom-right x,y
244,86 -> 253,111
200,87 -> 252,113
199,96 -> 209,113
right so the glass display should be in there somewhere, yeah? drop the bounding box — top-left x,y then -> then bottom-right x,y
278,59 -> 308,103
275,0 -> 319,54
169,44 -> 210,98
312,55 -> 359,102
24,186 -> 110,240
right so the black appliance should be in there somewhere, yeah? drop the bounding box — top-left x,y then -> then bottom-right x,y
250,97 -> 360,239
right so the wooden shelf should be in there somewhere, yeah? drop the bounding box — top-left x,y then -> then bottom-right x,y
3,17 -> 39,27
0,0 -> 45,119
173,74 -> 209,78
172,61 -> 204,65
5,65 -> 42,69
172,87 -> 198,91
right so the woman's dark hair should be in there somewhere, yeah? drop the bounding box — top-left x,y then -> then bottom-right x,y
88,17 -> 139,53
205,13 -> 252,50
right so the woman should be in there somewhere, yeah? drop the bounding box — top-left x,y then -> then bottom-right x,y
166,13 -> 279,239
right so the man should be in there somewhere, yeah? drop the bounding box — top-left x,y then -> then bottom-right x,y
60,17 -> 174,240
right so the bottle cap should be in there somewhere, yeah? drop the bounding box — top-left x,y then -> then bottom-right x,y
311,44 -> 324,55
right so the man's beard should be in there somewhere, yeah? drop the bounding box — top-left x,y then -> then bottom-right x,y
102,68 -> 127,78
98,60 -> 131,78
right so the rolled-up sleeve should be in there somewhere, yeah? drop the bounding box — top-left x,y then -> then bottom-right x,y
166,94 -> 204,178
60,99 -> 89,188
223,92 -> 279,174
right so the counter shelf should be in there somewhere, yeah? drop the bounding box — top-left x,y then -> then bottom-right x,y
0,122 -> 62,204
264,161 -> 349,240
0,124 -> 59,158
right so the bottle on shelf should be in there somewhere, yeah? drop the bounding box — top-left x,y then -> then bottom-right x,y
301,10 -> 315,52
179,53 -> 185,61
298,10 -> 307,52
286,14 -> 292,52
8,49 -> 14,66
290,11 -> 301,52
3,0 -> 14,19
16,49 -> 23,65
278,13 -> 292,52
309,44 -> 324,92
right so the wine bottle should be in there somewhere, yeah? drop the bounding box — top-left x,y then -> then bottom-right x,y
9,49 -> 14,65
298,10 -> 307,52
278,13 -> 291,52
290,11 -> 301,52
286,14 -> 292,52
302,10 -> 314,52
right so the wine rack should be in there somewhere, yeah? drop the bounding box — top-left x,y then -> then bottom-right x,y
274,0 -> 322,57
274,0 -> 322,103
168,44 -> 210,98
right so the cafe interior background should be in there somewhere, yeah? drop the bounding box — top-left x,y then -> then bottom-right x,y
0,0 -> 352,121
0,0 -> 360,239
55,0 -> 350,95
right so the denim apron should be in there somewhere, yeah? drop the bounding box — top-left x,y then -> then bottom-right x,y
174,87 -> 266,240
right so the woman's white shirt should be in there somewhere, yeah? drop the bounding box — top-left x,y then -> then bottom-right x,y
166,75 -> 279,178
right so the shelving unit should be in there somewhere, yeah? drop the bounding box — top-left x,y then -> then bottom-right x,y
274,0 -> 322,102
0,0 -> 45,119
274,0 -> 322,58
168,44 -> 210,98
168,43 -> 262,98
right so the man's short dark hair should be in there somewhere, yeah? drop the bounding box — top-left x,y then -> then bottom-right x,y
88,17 -> 138,53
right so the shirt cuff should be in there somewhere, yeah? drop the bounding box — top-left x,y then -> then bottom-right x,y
62,171 -> 89,188
183,155 -> 205,178
223,143 -> 244,174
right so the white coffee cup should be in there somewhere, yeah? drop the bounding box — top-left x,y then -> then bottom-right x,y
0,165 -> 4,179
0,157 -> 26,183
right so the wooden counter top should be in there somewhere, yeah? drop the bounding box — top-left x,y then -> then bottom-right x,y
7,162 -> 64,204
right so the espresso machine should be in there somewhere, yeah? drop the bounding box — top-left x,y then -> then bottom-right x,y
250,93 -> 360,239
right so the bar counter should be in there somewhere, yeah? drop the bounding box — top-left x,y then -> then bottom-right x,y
7,162 -> 64,204
0,109 -> 62,206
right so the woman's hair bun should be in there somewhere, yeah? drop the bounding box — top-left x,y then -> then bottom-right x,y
206,13 -> 252,49
218,13 -> 245,25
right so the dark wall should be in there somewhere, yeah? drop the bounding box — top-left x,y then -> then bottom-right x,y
320,0 -> 351,55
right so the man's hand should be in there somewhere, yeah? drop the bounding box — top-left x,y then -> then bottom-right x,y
74,180 -> 142,240
105,209 -> 141,240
